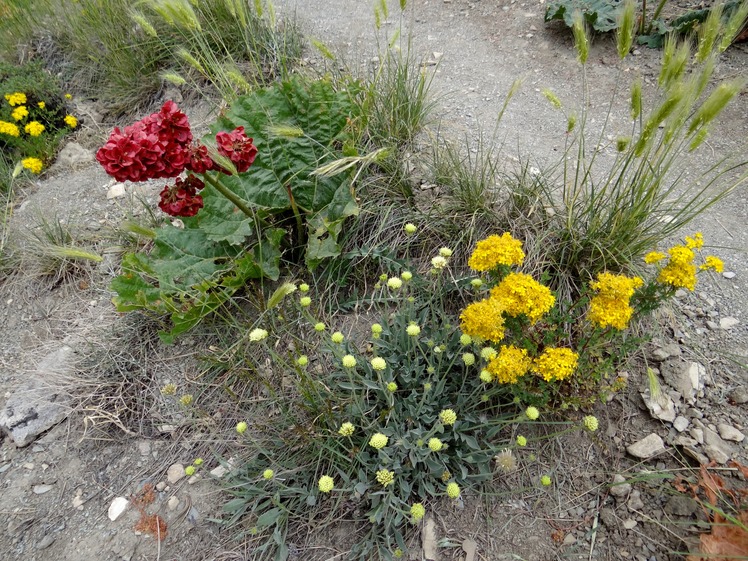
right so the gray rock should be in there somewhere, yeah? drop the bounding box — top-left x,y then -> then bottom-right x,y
609,474 -> 631,497
704,444 -> 730,464
729,386 -> 748,405
641,389 -> 676,422
627,490 -> 645,511
626,434 -> 665,459
690,427 -> 704,444
660,359 -> 704,404
0,347 -> 73,447
36,534 -> 56,550
664,495 -> 698,517
717,423 -> 745,442
673,416 -> 689,432
650,343 -> 681,362
706,320 -> 720,331
684,446 -> 709,465
722,271 -> 736,279
55,142 -> 94,168
167,463 -> 186,484
703,428 -> 733,464
720,317 -> 739,330
599,507 -> 617,528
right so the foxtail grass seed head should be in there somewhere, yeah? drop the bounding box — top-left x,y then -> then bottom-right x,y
387,276 -> 403,289
314,322 -> 326,332
516,435 -> 527,446
371,357 -> 387,371
720,1 -> 748,52
401,271 -> 413,281
311,38 -> 335,60
659,40 -> 690,88
342,354 -> 357,368
688,79 -> 746,135
647,367 -> 667,407
541,475 -> 552,486
249,328 -> 268,342
299,283 -> 310,292
236,421 -> 248,434
297,355 -> 308,367
439,409 -> 457,426
462,353 -> 476,366
495,449 -> 516,472
696,3 -> 723,62
267,282 -> 297,309
630,78 -> 642,121
331,331 -> 345,344
572,11 -> 589,64
387,382 -> 398,392
299,296 -> 312,307
567,114 -> 577,133
263,469 -> 274,480
410,503 -> 425,523
525,406 -> 540,420
369,433 -> 389,449
406,323 -> 421,337
428,437 -> 443,452
583,415 -> 599,432
374,6 -> 382,29
318,475 -> 334,493
338,422 -> 355,436
404,222 -> 417,235
616,136 -> 631,152
376,469 -> 395,487
185,466 -> 196,476
542,88 -> 562,109
446,482 -> 461,499
616,0 -> 636,59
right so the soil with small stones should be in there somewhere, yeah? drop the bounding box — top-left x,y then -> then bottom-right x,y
1,1 -> 747,560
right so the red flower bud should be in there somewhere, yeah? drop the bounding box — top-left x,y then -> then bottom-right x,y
216,126 -> 258,174
158,175 -> 205,217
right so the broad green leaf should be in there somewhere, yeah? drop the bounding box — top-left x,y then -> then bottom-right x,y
545,0 -> 624,32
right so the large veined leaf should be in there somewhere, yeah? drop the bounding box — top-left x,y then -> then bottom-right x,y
545,0 -> 624,32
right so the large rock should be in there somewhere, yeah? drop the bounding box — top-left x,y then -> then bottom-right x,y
626,433 -> 665,459
0,347 -> 73,447
660,360 -> 705,404
54,142 -> 94,168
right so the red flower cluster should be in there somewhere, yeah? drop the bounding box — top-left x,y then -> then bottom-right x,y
158,175 -> 205,217
216,126 -> 258,174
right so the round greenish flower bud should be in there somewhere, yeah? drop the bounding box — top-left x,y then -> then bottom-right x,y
404,223 -> 417,234
583,415 -> 599,432
338,422 -> 354,436
428,437 -> 443,452
479,368 -> 493,383
185,465 -> 196,476
459,334 -> 472,346
318,475 -> 334,493
378,274 -> 388,282
481,394 -> 489,402
314,322 -> 325,332
541,475 -> 552,487
431,255 -> 447,269
525,406 -> 540,420
516,435 -> 527,447
394,548 -> 403,559
370,357 -> 387,371
249,328 -> 268,342
406,323 -> 421,337
407,296 -> 415,303
342,354 -> 357,368
386,381 -> 398,392
470,278 -> 483,288
331,331 -> 345,344
480,347 -> 498,360
446,482 -> 460,499
423,382 -> 432,391
297,355 -> 309,367
236,421 -> 248,434
369,432 -> 388,449
193,458 -> 203,466
376,469 -> 395,487
179,394 -> 193,406
462,353 -> 476,366
410,503 -> 426,522
299,296 -> 312,307
371,323 -> 383,334
401,271 -> 413,281
439,247 -> 453,258
263,469 -> 274,480
299,283 -> 310,292
387,277 -> 403,290
439,409 -> 457,426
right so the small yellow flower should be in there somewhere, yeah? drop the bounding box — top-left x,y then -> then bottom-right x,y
11,105 -> 28,121
468,233 -> 525,271
462,353 -> 476,366
387,277 -> 403,290
193,458 -> 203,465
684,232 -> 704,249
525,406 -> 540,420
299,296 -> 312,307
486,345 -> 532,384
460,298 -> 506,343
376,469 -> 395,487
249,328 -> 268,341
297,355 -> 308,367
541,475 -> 552,486
431,255 -> 448,269
236,421 -> 248,434
342,354 -> 357,368
490,272 -> 555,324
338,422 -> 354,436
410,503 -> 426,522
404,223 -> 417,234
386,381 -> 398,392
439,247 -> 453,258
0,120 -> 20,137
531,347 -> 579,382
428,437 -> 443,452
583,415 -> 599,432
64,114 -> 78,128
64,93 -> 73,100
330,331 -> 345,344
401,271 -> 413,281
495,449 -> 516,472
644,251 -> 666,264
314,322 -> 326,332
299,283 -> 310,292
479,369 -> 493,383
516,435 -> 527,446
470,278 -> 483,288
439,409 -> 457,426
21,157 -> 43,174
179,394 -> 193,406
370,357 -> 387,371
371,323 -> 383,335
37,101 -> 45,109
318,475 -> 334,493
393,548 -> 403,558
700,255 -> 724,273
406,323 -> 421,337
5,92 -> 26,106
161,383 -> 177,395
24,121 -> 45,136
369,432 -> 388,449
446,482 -> 460,499
185,465 -> 196,476
263,469 -> 274,479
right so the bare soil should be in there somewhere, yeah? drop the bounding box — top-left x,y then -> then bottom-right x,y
1,1 -> 747,560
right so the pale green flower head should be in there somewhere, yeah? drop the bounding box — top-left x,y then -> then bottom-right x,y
480,347 -> 497,361
299,282 -> 310,292
446,482 -> 460,499
541,475 -> 552,487
249,328 -> 268,342
583,415 -> 599,432
404,223 -> 417,234
439,409 -> 457,426
299,296 -> 312,307
331,331 -> 345,344
406,323 -> 421,337
431,255 -> 448,270
236,421 -> 248,434
185,465 -> 196,476
370,357 -> 387,371
401,271 -> 413,281
318,475 -> 334,493
516,435 -> 527,447
386,381 -> 398,392
410,503 -> 425,523
263,469 -> 274,480
459,333 -> 472,346
462,353 -> 476,366
342,354 -> 357,368
428,437 -> 443,452
387,277 -> 403,290
338,422 -> 354,436
314,322 -> 326,332
525,406 -> 540,420
369,432 -> 388,449
439,247 -> 453,258
297,355 -> 309,367
470,278 -> 483,288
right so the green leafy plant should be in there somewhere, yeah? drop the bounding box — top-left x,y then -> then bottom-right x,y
545,0 -> 625,32
109,77 -> 366,342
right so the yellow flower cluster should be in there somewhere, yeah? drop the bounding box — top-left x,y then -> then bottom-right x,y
24,121 -> 45,137
22,157 -> 43,174
0,120 -> 20,137
64,114 -> 78,128
486,345 -> 532,384
657,245 -> 697,291
459,297 -> 506,342
11,106 -> 28,121
684,232 -> 704,249
4,92 -> 26,106
531,347 -> 579,381
468,232 -> 525,271
490,272 -> 555,324
644,251 -> 666,264
700,255 -> 724,273
587,272 -> 643,330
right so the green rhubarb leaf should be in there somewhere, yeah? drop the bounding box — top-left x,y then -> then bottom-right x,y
545,0 -> 624,32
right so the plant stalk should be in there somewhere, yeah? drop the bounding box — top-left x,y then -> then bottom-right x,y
202,172 -> 256,219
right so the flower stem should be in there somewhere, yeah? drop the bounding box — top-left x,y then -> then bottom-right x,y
202,172 -> 256,220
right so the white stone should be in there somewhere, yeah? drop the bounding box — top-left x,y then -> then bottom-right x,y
717,423 -> 745,442
673,416 -> 689,432
106,183 -> 126,199
209,465 -> 228,478
722,272 -> 736,279
72,494 -> 85,510
622,519 -> 638,530
108,497 -> 129,521
641,390 -> 676,423
167,496 -> 180,511
166,463 -> 186,484
720,317 -> 740,330
626,433 -> 665,459
609,474 -> 631,497
32,484 -> 53,494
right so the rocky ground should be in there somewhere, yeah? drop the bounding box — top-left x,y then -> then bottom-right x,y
1,1 -> 747,560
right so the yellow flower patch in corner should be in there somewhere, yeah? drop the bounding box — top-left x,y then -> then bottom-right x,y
22,157 -> 43,174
